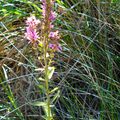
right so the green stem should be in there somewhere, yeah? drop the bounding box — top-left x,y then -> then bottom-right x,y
44,36 -> 51,120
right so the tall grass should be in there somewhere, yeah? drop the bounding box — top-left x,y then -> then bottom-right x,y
0,0 -> 120,120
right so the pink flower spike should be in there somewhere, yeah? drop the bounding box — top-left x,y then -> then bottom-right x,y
25,27 -> 39,43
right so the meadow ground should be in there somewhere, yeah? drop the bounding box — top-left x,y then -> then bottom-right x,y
0,0 -> 120,120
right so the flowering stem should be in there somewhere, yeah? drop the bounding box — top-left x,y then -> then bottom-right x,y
43,0 -> 52,119
25,0 -> 61,119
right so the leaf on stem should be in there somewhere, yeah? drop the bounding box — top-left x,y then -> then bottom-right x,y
47,67 -> 55,80
32,101 -> 47,107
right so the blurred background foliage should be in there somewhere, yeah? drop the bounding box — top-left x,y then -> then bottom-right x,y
0,0 -> 120,120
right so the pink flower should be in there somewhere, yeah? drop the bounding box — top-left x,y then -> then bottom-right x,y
25,27 -> 39,43
49,43 -> 62,51
50,24 -> 54,29
49,11 -> 56,21
41,4 -> 46,18
49,31 -> 60,40
26,16 -> 40,28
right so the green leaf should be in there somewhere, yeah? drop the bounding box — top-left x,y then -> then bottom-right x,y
50,87 -> 59,94
38,84 -> 45,90
111,0 -> 119,3
38,77 -> 45,82
32,101 -> 54,119
43,104 -> 54,119
26,1 -> 42,13
56,0 -> 64,5
51,90 -> 60,103
35,68 -> 44,71
47,67 -> 55,80
32,101 -> 47,107
39,42 -> 43,47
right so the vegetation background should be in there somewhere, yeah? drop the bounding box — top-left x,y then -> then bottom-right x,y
0,0 -> 120,120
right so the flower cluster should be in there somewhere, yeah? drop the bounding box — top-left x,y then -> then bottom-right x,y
25,16 -> 40,44
42,0 -> 61,51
